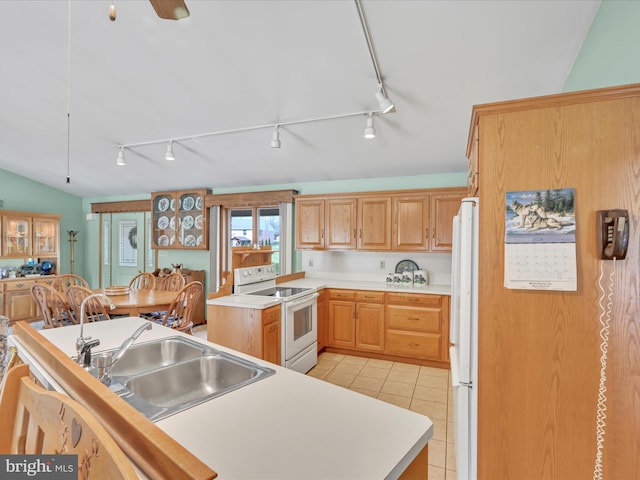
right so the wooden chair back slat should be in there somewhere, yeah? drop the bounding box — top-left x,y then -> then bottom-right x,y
67,286 -> 112,323
31,284 -> 75,328
129,272 -> 156,290
0,364 -> 138,478
160,281 -> 203,335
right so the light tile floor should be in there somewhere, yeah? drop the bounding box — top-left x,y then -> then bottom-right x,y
307,352 -> 456,480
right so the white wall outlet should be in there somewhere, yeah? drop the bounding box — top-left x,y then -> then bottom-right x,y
308,258 -> 314,267
380,260 -> 385,269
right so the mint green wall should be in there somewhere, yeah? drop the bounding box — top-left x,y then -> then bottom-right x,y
210,172 -> 468,195
0,168 -> 83,277
564,0 -> 640,91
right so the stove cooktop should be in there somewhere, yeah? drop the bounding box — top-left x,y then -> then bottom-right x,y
247,286 -> 311,298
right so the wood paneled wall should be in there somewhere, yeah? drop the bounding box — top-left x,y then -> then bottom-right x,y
472,84 -> 640,479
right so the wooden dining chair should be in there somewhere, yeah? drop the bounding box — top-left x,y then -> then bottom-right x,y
0,363 -> 138,479
129,272 -> 156,290
158,281 -> 203,335
156,272 -> 186,292
31,283 -> 76,328
67,286 -> 112,323
52,274 -> 90,294
144,272 -> 186,321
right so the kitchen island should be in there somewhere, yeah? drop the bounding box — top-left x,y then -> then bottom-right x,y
10,317 -> 433,479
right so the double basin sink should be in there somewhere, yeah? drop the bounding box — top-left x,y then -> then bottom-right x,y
89,336 -> 276,422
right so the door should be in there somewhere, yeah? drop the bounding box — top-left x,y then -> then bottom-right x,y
101,212 -> 153,287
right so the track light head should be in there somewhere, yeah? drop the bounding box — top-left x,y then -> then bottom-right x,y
364,114 -> 376,139
270,127 -> 281,148
116,147 -> 126,166
165,141 -> 175,161
375,87 -> 395,114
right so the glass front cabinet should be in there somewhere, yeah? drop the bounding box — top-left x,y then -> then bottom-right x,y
151,189 -> 210,250
1,212 -> 60,258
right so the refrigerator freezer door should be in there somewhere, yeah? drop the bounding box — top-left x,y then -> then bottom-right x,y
452,377 -> 473,479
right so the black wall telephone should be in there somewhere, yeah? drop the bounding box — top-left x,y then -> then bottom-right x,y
598,209 -> 629,260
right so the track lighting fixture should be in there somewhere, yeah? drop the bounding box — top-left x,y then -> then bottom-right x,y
116,110 -> 386,164
270,126 -> 281,148
116,147 -> 126,166
165,140 -> 175,161
363,113 -> 376,139
375,87 -> 395,114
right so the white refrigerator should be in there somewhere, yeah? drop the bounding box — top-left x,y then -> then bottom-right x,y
450,197 -> 479,480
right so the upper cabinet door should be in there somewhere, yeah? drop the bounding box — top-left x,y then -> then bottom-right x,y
152,193 -> 176,249
33,217 -> 59,255
430,192 -> 465,251
393,194 -> 430,251
152,189 -> 209,250
295,199 -> 326,250
358,196 -> 391,251
326,197 -> 357,250
177,191 -> 207,249
3,216 -> 31,257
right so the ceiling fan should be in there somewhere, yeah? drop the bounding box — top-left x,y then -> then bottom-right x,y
149,0 -> 190,20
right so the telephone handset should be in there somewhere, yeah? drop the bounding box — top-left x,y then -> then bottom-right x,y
598,209 -> 629,260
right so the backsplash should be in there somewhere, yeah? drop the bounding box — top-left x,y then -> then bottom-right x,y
300,250 -> 452,285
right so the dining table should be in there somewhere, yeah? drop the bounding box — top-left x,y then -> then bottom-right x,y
94,288 -> 178,317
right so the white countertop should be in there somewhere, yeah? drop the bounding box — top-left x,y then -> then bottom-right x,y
13,318 -> 433,479
208,276 -> 451,309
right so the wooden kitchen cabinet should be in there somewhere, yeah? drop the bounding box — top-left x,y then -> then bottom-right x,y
357,196 -> 391,251
385,293 -> 449,364
392,194 -> 430,251
316,289 -> 327,351
468,124 -> 479,195
327,290 -> 356,348
151,189 -> 210,250
2,277 -> 56,324
392,190 -> 465,252
430,191 -> 465,251
1,211 -> 61,260
261,305 -> 281,365
295,187 -> 464,253
294,197 -> 357,250
207,303 -> 282,365
294,198 -> 325,249
327,289 -> 385,352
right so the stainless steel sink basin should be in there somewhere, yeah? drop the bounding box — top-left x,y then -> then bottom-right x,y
106,336 -> 206,377
90,336 -> 275,421
125,353 -> 266,408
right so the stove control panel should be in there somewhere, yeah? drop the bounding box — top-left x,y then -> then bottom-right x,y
234,264 -> 277,286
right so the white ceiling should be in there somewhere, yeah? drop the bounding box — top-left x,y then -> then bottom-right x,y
0,0 -> 600,198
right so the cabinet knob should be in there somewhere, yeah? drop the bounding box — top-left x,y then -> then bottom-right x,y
409,343 -> 420,348
16,283 -> 24,288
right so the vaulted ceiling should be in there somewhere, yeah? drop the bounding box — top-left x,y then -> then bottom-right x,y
0,0 -> 600,198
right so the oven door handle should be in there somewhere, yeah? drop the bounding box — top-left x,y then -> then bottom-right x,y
285,292 -> 319,310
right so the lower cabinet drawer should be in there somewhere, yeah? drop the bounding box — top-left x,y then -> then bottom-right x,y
387,305 -> 441,332
386,330 -> 441,360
